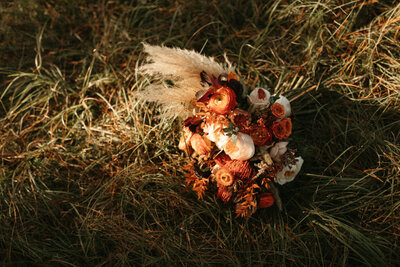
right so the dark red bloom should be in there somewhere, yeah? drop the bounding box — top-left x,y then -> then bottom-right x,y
248,124 -> 273,146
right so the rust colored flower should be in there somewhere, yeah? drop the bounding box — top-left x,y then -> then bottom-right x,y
272,118 -> 292,140
215,167 -> 235,186
214,152 -> 232,167
217,186 -> 232,203
224,160 -> 254,181
215,160 -> 254,187
258,193 -> 275,208
248,124 -> 273,146
190,133 -> 212,155
208,87 -> 237,115
270,102 -> 285,119
229,108 -> 251,128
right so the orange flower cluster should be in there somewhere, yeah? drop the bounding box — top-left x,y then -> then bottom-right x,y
180,69 -> 302,218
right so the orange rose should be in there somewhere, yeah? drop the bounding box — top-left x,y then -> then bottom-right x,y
258,193 -> 275,208
271,121 -> 285,139
208,87 -> 237,115
281,118 -> 292,139
270,102 -> 285,119
190,133 -> 212,155
272,118 -> 292,140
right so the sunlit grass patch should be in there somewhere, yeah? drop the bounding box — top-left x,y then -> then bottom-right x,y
1,0 -> 399,265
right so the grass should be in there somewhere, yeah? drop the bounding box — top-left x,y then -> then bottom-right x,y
1,0 -> 399,265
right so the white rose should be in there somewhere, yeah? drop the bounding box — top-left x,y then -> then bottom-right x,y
247,88 -> 271,108
274,95 -> 291,117
269,141 -> 289,162
275,157 -> 304,185
223,132 -> 255,160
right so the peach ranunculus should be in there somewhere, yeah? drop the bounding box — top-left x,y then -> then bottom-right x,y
275,157 -> 304,185
190,133 -> 212,155
208,87 -> 237,115
223,132 -> 255,160
247,88 -> 271,108
270,102 -> 285,119
271,118 -> 292,140
258,193 -> 275,208
269,141 -> 289,162
274,95 -> 291,117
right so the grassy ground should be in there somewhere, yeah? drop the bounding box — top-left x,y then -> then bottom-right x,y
1,0 -> 399,265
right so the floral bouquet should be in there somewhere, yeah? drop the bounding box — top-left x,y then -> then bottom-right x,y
138,44 -> 303,217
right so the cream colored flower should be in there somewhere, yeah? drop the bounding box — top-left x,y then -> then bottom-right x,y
247,88 -> 271,108
223,133 -> 255,160
274,95 -> 291,117
275,157 -> 304,185
269,141 -> 289,162
203,122 -> 230,149
203,122 -> 222,143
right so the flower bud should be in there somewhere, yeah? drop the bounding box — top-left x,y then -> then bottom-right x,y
258,193 -> 275,208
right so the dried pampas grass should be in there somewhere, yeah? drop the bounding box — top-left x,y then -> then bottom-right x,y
137,44 -> 235,119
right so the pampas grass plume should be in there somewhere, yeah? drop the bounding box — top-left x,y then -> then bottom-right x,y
137,44 -> 235,119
